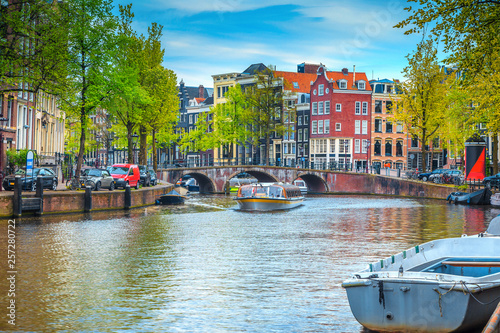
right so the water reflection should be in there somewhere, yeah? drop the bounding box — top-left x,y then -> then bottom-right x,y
0,195 -> 497,332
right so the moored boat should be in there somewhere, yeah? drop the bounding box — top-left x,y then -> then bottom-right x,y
234,183 -> 304,211
156,189 -> 187,205
342,216 -> 500,332
446,187 -> 491,205
491,193 -> 500,207
293,178 -> 308,194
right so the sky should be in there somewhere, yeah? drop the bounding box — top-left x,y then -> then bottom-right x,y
113,0 -> 424,88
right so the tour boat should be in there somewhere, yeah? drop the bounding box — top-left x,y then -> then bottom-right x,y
234,183 -> 304,211
293,178 -> 308,194
342,216 -> 500,332
491,193 -> 500,207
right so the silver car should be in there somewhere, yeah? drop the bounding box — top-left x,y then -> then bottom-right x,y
81,168 -> 115,191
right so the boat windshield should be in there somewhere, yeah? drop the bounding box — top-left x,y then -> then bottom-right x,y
239,186 -> 254,197
268,185 -> 284,198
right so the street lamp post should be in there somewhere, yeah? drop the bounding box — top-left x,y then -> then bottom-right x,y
131,132 -> 139,164
366,139 -> 370,173
344,139 -> 348,171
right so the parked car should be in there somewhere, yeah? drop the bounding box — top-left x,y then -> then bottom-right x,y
138,165 -> 151,187
148,169 -> 158,186
108,164 -> 141,189
418,168 -> 447,182
483,172 -> 500,188
80,168 -> 115,191
2,167 -> 58,191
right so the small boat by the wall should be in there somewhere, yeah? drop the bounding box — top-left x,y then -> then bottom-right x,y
293,178 -> 308,194
342,215 -> 500,332
234,183 -> 304,211
156,189 -> 187,205
491,193 -> 500,207
446,187 -> 491,205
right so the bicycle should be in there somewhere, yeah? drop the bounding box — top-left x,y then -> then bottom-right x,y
66,176 -> 82,190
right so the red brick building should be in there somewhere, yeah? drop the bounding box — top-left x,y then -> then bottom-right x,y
309,65 -> 372,170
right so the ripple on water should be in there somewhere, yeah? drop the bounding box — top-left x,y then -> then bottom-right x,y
0,195 -> 496,332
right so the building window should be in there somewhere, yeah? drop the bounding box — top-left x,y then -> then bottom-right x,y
189,115 -> 193,124
362,120 -> 368,135
298,116 -> 302,125
290,126 -> 295,140
312,102 -> 318,115
386,120 -> 393,133
355,139 -> 360,153
355,120 -> 360,134
304,128 -> 308,139
397,121 -> 403,133
293,82 -> 299,89
386,100 -> 393,113
304,115 -> 309,124
335,123 -> 341,131
318,120 -> 323,134
355,102 -> 361,115
411,136 -> 419,148
358,81 -> 365,90
318,101 -> 324,115
362,139 -> 368,154
362,102 -> 368,115
375,118 -> 382,132
298,129 -> 303,142
325,101 -> 330,114
330,139 -> 336,153
375,100 -> 382,113
325,120 -> 330,134
339,80 -> 347,89
312,121 -> 317,134
336,103 -> 341,112
385,140 -> 392,156
396,140 -> 403,156
433,137 -> 440,148
318,84 -> 324,96
374,140 -> 381,156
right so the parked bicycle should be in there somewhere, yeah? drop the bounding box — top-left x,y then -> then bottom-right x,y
406,170 -> 419,180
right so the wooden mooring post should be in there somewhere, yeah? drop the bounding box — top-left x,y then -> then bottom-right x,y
13,176 -> 43,217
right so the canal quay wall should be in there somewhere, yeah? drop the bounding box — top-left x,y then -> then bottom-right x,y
0,184 -> 173,218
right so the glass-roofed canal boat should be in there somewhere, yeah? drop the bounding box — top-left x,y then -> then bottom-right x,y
234,183 -> 304,211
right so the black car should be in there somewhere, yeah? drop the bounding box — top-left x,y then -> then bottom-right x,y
2,167 -> 58,191
418,168 -> 447,182
483,173 -> 500,188
138,165 -> 151,187
148,169 -> 157,186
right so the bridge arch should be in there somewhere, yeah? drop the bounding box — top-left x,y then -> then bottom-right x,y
223,169 -> 279,193
176,171 -> 216,193
297,173 -> 328,192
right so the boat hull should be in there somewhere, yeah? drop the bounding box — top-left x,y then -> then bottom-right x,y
447,188 -> 491,205
343,278 -> 500,332
235,197 -> 303,211
157,195 -> 186,205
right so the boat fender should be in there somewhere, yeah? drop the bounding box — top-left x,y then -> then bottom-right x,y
446,194 -> 451,201
467,198 -> 470,204
378,280 -> 386,309
454,197 -> 458,205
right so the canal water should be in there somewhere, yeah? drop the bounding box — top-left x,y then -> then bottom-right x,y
0,195 -> 498,332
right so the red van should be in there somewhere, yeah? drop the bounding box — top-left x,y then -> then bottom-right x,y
108,164 -> 141,189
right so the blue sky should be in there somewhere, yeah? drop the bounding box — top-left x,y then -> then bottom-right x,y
113,0 -> 423,87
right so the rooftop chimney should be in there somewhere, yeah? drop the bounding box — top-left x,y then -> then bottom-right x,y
342,68 -> 348,75
199,85 -> 205,98
353,65 -> 356,87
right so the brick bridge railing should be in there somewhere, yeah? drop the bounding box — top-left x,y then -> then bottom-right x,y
158,166 -> 454,199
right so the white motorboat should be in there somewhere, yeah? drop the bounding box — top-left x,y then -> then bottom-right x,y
342,216 -> 500,332
234,183 -> 304,211
293,178 -> 308,194
491,193 -> 500,207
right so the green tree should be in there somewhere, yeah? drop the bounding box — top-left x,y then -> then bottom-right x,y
58,0 -> 117,181
394,39 -> 448,173
243,67 -> 288,165
396,0 -> 500,80
105,4 -> 146,165
0,0 -> 68,96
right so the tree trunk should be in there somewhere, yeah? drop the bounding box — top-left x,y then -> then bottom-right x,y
493,134 -> 499,175
127,126 -> 133,163
139,125 -> 147,165
75,116 -> 86,182
152,130 -> 157,172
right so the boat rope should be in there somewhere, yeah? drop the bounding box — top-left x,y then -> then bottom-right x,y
434,282 -> 457,317
378,280 -> 385,309
460,281 -> 500,306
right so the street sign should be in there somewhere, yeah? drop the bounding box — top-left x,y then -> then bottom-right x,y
26,150 -> 34,177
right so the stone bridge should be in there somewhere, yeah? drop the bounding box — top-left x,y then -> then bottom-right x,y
158,166 -> 453,199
